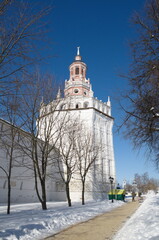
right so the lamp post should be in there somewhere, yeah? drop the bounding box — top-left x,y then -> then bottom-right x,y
109,176 -> 114,203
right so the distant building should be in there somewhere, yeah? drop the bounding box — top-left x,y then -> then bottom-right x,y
122,180 -> 127,189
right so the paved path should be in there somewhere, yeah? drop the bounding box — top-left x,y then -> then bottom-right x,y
45,201 -> 140,240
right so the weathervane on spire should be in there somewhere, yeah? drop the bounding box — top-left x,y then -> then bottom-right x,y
77,46 -> 80,56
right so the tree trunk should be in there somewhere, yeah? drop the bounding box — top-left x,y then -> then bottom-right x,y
7,148 -> 13,215
7,178 -> 11,214
33,161 -> 47,210
82,180 -> 85,205
66,183 -> 71,207
41,181 -> 47,210
41,201 -> 47,210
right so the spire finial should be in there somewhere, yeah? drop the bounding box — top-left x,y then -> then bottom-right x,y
56,88 -> 61,99
40,96 -> 44,106
77,46 -> 80,56
75,46 -> 82,61
107,96 -> 111,107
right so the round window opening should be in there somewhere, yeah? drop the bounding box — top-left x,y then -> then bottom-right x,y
84,91 -> 87,95
74,89 -> 79,93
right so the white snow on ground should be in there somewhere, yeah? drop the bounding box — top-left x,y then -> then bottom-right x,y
0,200 -> 124,240
113,192 -> 159,240
1,192 -> 159,240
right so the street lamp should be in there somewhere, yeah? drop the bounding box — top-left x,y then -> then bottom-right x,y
109,176 -> 114,203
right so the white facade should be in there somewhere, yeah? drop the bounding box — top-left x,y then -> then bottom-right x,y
39,48 -> 116,201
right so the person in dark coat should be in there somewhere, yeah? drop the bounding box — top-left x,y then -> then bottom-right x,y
132,191 -> 136,201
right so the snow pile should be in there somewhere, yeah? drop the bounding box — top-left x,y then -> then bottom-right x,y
113,192 -> 159,240
0,200 -> 124,240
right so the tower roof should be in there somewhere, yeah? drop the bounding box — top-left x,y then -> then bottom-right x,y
64,48 -> 93,98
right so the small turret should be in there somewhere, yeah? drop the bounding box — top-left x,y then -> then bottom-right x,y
56,88 -> 61,99
107,96 -> 111,107
40,96 -> 44,106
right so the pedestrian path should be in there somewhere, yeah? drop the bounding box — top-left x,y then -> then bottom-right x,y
45,201 -> 140,240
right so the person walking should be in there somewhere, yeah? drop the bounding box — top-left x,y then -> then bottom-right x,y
132,191 -> 136,201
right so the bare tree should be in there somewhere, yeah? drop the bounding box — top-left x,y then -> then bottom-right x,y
120,0 -> 159,166
75,127 -> 99,205
0,0 -> 12,15
0,123 -> 18,214
134,172 -> 159,193
0,0 -> 52,95
55,121 -> 78,207
0,84 -> 22,214
125,183 -> 133,193
147,177 -> 159,192
17,71 -> 62,210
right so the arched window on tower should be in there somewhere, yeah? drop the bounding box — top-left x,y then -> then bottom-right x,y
75,102 -> 81,109
75,67 -> 79,75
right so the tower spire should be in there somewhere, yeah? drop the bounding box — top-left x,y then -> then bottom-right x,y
77,46 -> 80,56
75,47 -> 82,61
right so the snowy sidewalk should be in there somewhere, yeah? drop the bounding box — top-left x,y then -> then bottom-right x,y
1,193 -> 158,240
45,201 -> 140,240
0,200 -> 125,240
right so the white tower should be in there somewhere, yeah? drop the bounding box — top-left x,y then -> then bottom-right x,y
39,48 -> 116,201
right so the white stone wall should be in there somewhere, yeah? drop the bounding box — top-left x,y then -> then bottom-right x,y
0,119 -> 66,204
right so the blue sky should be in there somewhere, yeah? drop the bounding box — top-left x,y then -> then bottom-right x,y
40,0 -> 159,184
